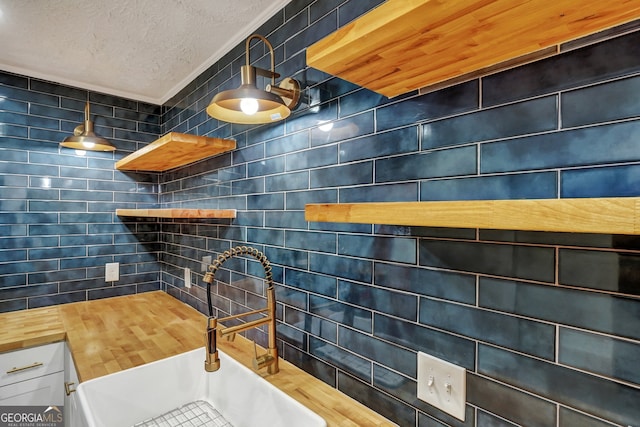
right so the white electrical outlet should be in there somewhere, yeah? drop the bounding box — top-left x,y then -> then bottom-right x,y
201,255 -> 212,272
417,351 -> 466,421
184,267 -> 191,288
105,262 -> 119,282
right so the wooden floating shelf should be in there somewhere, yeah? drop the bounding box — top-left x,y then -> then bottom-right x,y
116,209 -> 236,219
306,0 -> 640,98
116,132 -> 236,172
305,198 -> 640,235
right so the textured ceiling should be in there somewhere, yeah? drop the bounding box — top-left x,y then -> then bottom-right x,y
0,0 -> 291,104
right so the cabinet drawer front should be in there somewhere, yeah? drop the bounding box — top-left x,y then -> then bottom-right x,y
0,371 -> 64,406
0,342 -> 64,387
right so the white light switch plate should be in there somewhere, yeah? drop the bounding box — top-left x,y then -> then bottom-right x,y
417,351 -> 466,421
201,255 -> 212,272
105,262 -> 119,282
184,267 -> 191,288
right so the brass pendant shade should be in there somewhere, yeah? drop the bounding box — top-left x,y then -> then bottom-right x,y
207,35 -> 300,125
61,102 -> 115,152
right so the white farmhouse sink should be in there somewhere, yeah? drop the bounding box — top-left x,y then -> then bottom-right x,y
76,347 -> 326,427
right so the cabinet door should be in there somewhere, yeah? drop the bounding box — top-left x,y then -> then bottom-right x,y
0,342 -> 64,387
64,344 -> 84,427
0,371 -> 64,406
65,391 -> 86,427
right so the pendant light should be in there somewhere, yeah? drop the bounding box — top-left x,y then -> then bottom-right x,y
206,34 -> 301,124
60,101 -> 115,151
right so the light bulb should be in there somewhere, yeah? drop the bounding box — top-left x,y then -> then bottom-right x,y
240,98 -> 259,115
82,141 -> 96,149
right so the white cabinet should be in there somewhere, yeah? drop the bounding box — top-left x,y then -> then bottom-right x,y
64,344 -> 84,427
0,371 -> 64,406
0,341 -> 85,426
0,342 -> 65,406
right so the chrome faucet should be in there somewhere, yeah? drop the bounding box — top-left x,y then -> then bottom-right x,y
202,246 -> 279,374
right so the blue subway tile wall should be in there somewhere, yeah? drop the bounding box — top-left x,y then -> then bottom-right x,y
2,3 -> 640,427
155,4 -> 640,424
0,73 -> 163,308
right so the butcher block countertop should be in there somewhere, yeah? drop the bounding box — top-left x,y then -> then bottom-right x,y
0,291 -> 395,427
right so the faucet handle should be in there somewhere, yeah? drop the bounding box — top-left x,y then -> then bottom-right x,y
252,341 -> 274,371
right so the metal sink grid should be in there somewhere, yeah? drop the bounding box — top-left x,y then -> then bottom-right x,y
133,400 -> 233,427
